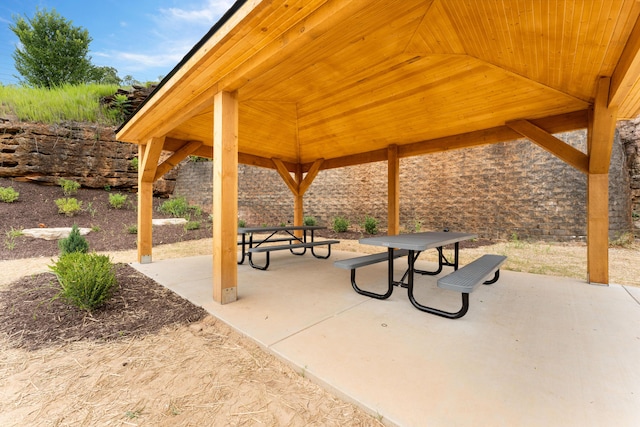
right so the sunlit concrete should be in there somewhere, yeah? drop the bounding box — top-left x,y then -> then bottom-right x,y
133,250 -> 640,427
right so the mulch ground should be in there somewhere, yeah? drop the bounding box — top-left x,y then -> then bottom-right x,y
0,177 -> 213,261
0,178 -> 213,351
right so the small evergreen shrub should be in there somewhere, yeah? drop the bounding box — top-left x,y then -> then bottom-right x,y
332,216 -> 350,233
126,224 -> 138,234
108,193 -> 128,209
363,215 -> 379,235
58,178 -> 81,196
50,252 -> 117,312
303,216 -> 317,226
58,224 -> 89,255
55,197 -> 83,216
130,157 -> 138,171
0,186 -> 20,203
158,196 -> 189,217
238,219 -> 247,228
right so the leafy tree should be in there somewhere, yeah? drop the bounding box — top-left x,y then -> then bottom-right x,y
10,8 -> 94,88
88,66 -> 122,85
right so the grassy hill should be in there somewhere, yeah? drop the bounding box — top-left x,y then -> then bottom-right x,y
0,84 -> 121,125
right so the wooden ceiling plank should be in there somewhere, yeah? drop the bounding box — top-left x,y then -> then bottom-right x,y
506,120 -> 589,174
154,140 -> 204,181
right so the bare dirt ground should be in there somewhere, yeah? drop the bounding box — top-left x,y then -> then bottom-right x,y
1,179 -> 638,426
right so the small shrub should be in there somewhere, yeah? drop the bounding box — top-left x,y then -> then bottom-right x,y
332,216 -> 350,233
0,186 -> 19,203
55,197 -> 83,216
58,178 -> 81,196
363,215 -> 378,235
189,204 -> 203,217
58,224 -> 89,255
126,224 -> 138,234
85,201 -> 97,217
4,227 -> 23,250
303,216 -> 317,226
158,196 -> 189,217
50,252 -> 117,312
238,219 -> 247,228
130,157 -> 138,171
184,220 -> 200,231
109,193 -> 128,209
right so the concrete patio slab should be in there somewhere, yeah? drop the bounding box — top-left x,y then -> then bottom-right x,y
132,250 -> 640,426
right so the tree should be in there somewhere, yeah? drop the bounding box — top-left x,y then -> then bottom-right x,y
10,8 -> 94,88
87,66 -> 122,85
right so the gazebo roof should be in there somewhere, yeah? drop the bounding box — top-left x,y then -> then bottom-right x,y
117,0 -> 640,172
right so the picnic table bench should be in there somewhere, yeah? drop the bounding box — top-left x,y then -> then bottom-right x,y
238,226 -> 339,270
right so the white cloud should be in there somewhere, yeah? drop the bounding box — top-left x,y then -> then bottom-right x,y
158,0 -> 233,26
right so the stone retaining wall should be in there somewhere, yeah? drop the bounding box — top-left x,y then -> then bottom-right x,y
174,129 -> 634,241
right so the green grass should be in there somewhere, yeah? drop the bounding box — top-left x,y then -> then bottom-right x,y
0,83 -> 120,124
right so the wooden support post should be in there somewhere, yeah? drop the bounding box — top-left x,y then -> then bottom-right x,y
586,77 -> 617,285
137,144 -> 152,263
137,137 -> 164,263
388,145 -> 400,235
294,165 -> 304,237
273,158 -> 324,238
587,174 -> 609,284
213,91 -> 238,304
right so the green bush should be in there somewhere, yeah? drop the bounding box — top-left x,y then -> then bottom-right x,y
130,157 -> 138,171
303,216 -> 317,226
108,193 -> 128,209
238,219 -> 247,228
363,215 -> 378,235
0,186 -> 19,203
58,178 -> 81,196
332,216 -> 350,233
58,224 -> 89,255
50,252 -> 117,312
55,197 -> 82,216
158,196 -> 189,217
184,220 -> 200,231
126,224 -> 138,234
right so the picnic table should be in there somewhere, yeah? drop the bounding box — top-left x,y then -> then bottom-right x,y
335,231 -> 506,318
238,225 -> 339,270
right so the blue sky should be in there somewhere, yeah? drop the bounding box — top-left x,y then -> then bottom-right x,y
0,0 -> 234,85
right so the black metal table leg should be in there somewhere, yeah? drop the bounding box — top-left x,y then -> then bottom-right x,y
237,233 -> 246,265
349,248 -> 396,299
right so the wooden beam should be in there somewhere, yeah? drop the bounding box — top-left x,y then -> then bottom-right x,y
587,173 -> 609,285
298,158 -> 324,196
140,136 -> 164,183
610,15 -> 640,108
589,77 -> 618,174
154,140 -> 204,181
312,148 -> 388,171
137,144 -> 153,264
506,120 -> 589,174
212,91 -> 238,304
311,111 -> 589,172
388,145 -> 400,236
272,158 -> 299,195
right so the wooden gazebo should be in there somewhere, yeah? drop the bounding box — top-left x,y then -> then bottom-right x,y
117,0 -> 640,303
